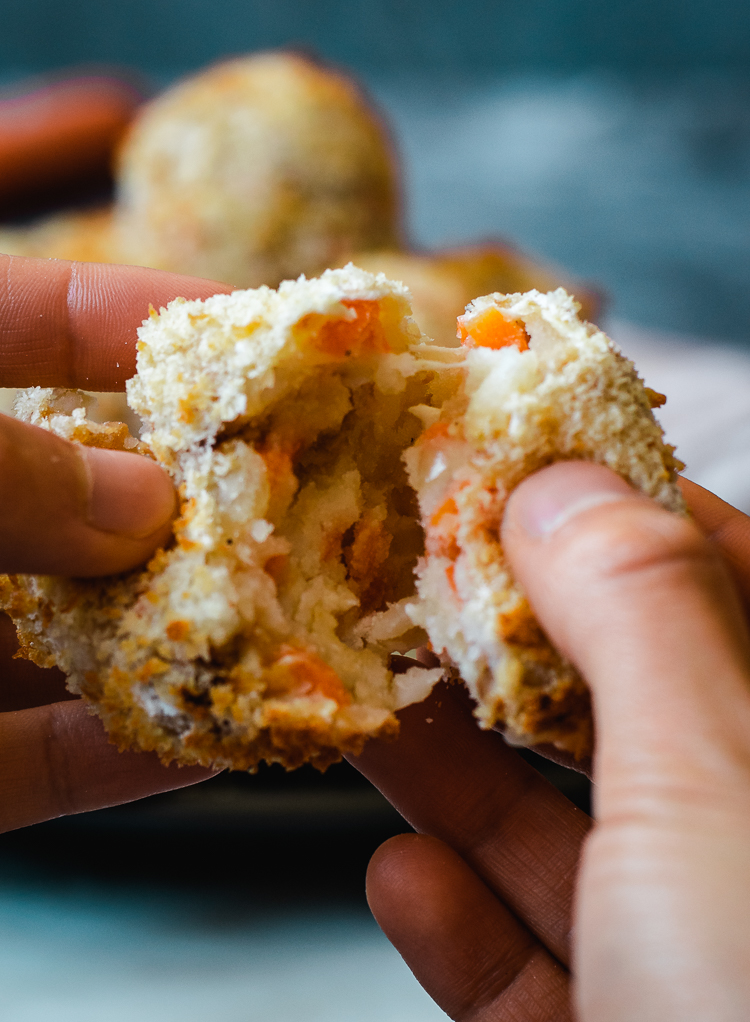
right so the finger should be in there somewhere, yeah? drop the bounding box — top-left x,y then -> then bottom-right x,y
0,412 -> 175,575
503,461 -> 750,802
368,834 -> 572,1021
0,254 -> 233,390
0,699 -> 215,833
680,476 -> 750,606
349,682 -> 591,966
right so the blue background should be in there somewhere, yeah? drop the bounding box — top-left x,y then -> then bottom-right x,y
2,0 -> 750,342
3,0 -> 750,79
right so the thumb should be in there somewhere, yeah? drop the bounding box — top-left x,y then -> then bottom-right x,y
0,412 -> 175,576
502,461 -> 750,808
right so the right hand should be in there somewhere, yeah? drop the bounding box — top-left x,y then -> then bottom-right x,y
351,463 -> 750,1021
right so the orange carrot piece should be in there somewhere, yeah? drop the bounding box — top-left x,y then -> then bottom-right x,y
430,496 -> 458,529
416,421 -> 451,446
166,620 -> 190,642
273,646 -> 352,706
445,564 -> 457,594
261,446 -> 292,483
313,300 -> 391,358
427,494 -> 461,560
457,307 -> 529,351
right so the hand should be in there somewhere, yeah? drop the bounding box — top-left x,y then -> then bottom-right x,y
351,462 -> 750,1020
0,253 -> 234,833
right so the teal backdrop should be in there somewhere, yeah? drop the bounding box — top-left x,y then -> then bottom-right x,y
2,0 -> 750,80
1,0 -> 749,341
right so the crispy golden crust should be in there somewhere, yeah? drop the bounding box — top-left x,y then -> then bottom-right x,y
82,662 -> 400,772
1,555 -> 401,772
68,419 -> 151,455
113,52 -> 402,286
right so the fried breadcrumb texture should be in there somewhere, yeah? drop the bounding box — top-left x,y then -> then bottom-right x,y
404,289 -> 684,758
1,271 -> 684,767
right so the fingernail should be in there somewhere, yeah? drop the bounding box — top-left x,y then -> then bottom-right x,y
509,461 -> 636,539
83,447 -> 176,538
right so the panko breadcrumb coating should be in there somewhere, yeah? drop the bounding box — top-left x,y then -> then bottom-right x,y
1,269 -> 683,768
2,268 -> 445,770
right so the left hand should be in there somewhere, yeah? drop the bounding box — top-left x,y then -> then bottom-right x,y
0,254 -> 234,833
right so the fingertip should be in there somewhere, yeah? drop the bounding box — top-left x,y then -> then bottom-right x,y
501,461 -> 750,796
366,833 -> 457,932
365,832 -> 560,1022
367,833 -> 426,896
83,446 -> 176,539
503,461 -> 638,543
